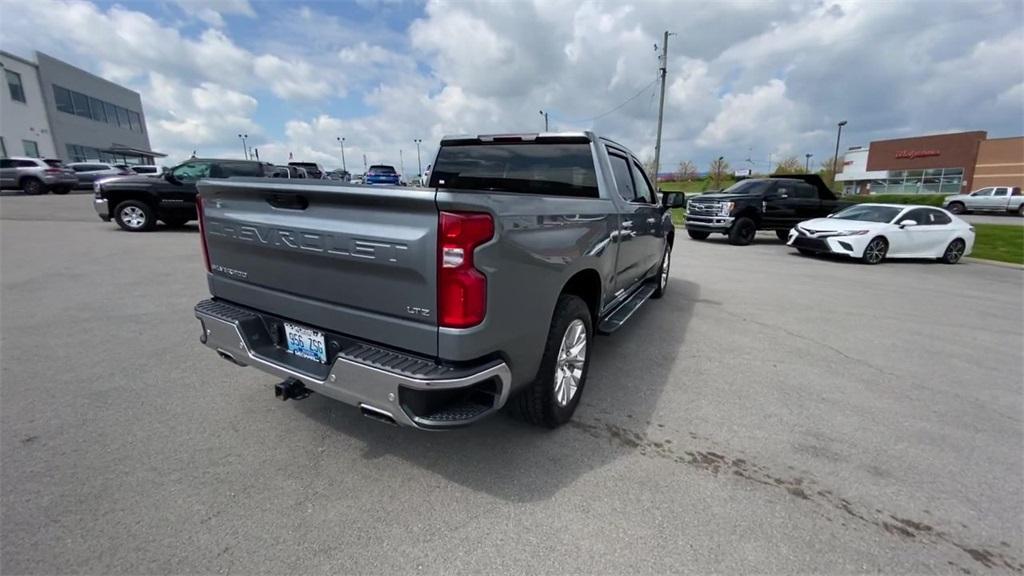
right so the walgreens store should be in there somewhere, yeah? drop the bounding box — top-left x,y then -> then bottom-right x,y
836,131 -> 1023,196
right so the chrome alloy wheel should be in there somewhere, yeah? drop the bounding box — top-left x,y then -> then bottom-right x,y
864,238 -> 886,264
554,319 -> 586,407
120,205 -> 147,229
660,249 -> 670,290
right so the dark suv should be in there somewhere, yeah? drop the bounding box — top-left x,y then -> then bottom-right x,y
685,175 -> 850,245
94,158 -> 270,231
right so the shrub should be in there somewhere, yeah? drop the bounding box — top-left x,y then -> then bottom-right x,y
841,194 -> 946,207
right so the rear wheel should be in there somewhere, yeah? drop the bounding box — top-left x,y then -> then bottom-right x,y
861,237 -> 887,265
513,295 -> 592,428
21,178 -> 44,195
728,217 -> 757,246
687,230 -> 710,240
941,239 -> 966,264
1017,205 -> 1024,217
775,229 -> 789,242
114,200 -> 156,232
947,202 -> 966,214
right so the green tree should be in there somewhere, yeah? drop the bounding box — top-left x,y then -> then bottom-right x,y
773,155 -> 804,174
817,156 -> 840,189
709,157 -> 731,189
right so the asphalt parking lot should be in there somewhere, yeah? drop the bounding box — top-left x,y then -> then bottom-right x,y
2,194 -> 1022,574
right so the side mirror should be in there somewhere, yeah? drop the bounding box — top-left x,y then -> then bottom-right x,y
662,192 -> 686,209
164,172 -> 177,184
899,219 -> 918,228
826,213 -> 834,218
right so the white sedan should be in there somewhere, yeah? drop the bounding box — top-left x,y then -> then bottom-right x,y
787,204 -> 975,265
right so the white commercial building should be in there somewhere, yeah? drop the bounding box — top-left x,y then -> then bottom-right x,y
1,51 -> 56,159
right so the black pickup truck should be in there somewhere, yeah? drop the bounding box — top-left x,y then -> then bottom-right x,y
685,174 -> 850,245
94,158 -> 271,231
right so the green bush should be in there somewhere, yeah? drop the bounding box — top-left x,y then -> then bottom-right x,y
841,194 -> 947,207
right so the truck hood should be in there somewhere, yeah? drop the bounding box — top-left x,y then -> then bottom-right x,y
99,175 -> 161,188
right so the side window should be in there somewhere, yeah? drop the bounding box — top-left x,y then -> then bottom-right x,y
971,188 -> 994,197
927,209 -> 952,225
171,162 -> 211,182
0,159 -> 14,169
792,183 -> 817,199
630,160 -> 657,204
608,154 -> 636,202
993,188 -> 1008,197
900,208 -> 928,224
775,184 -> 790,197
1012,187 -> 1022,196
17,159 -> 39,167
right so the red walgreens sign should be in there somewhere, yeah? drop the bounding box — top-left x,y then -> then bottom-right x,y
895,149 -> 941,159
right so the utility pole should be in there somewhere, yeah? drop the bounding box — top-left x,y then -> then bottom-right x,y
237,133 -> 248,160
400,149 -> 405,177
805,153 -> 813,171
832,120 -> 848,178
362,154 -> 367,172
652,30 -> 673,185
336,137 -> 346,172
768,152 -> 773,175
538,110 -> 548,131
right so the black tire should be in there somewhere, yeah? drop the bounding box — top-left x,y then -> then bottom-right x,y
161,216 -> 190,228
775,229 -> 789,242
652,245 -> 670,298
728,217 -> 757,246
797,248 -> 814,256
1017,205 -> 1024,217
114,200 -> 156,232
941,238 -> 966,264
512,294 -> 592,428
687,230 -> 710,240
861,236 -> 888,265
947,202 -> 966,215
51,186 -> 70,195
21,178 -> 44,195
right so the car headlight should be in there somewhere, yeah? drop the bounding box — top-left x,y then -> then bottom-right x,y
836,230 -> 869,236
719,201 -> 734,216
93,181 -> 103,193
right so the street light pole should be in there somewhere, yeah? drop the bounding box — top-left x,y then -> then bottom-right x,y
805,153 -> 813,171
652,30 -> 673,185
715,155 -> 724,187
833,120 -> 847,178
538,110 -> 548,131
336,137 -> 346,172
400,149 -> 405,177
237,133 -> 248,160
414,139 -> 423,183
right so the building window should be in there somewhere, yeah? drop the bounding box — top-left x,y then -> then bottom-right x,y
128,111 -> 142,133
23,140 -> 40,158
104,102 -> 119,126
89,96 -> 107,123
53,85 -> 73,113
71,90 -> 91,118
5,69 -> 26,103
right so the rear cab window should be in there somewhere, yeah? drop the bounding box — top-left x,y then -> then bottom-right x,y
429,137 -> 598,198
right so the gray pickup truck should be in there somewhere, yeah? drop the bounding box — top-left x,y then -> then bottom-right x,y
193,132 -> 685,429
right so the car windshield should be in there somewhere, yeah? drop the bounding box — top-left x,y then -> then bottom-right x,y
44,159 -> 65,168
830,205 -> 903,223
720,180 -> 771,195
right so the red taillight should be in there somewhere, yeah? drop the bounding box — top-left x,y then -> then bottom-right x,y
438,211 -> 493,328
45,168 -> 62,174
196,195 -> 211,272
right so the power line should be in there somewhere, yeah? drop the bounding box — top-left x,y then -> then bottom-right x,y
553,78 -> 660,124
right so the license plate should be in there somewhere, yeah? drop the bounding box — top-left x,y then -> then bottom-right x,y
284,322 -> 327,364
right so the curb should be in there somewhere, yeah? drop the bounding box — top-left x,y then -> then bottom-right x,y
963,257 -> 1024,270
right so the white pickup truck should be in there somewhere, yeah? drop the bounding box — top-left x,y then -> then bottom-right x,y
943,186 -> 1023,216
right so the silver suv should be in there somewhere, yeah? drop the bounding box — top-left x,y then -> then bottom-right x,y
67,162 -> 133,189
0,157 -> 78,195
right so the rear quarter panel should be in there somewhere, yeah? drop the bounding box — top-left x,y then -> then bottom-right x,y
435,191 -> 619,390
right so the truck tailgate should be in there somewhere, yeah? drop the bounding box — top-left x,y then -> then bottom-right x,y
198,179 -> 438,356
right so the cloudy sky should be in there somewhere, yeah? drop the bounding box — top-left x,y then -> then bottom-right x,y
1,0 -> 1021,174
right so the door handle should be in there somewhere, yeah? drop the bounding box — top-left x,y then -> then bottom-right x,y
267,194 -> 309,210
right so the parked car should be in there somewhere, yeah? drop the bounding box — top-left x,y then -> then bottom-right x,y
287,161 -> 325,179
94,158 -> 271,231
129,165 -> 164,176
67,162 -> 134,188
686,174 -> 850,245
0,157 -> 77,195
364,164 -> 401,185
943,186 -> 1023,216
787,204 -> 974,264
192,131 -> 684,429
326,169 -> 351,182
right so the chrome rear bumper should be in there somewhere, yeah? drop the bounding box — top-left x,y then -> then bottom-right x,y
195,299 -> 511,429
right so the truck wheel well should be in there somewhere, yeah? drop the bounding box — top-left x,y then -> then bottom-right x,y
736,208 -> 760,225
107,191 -> 157,210
560,269 -> 601,321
